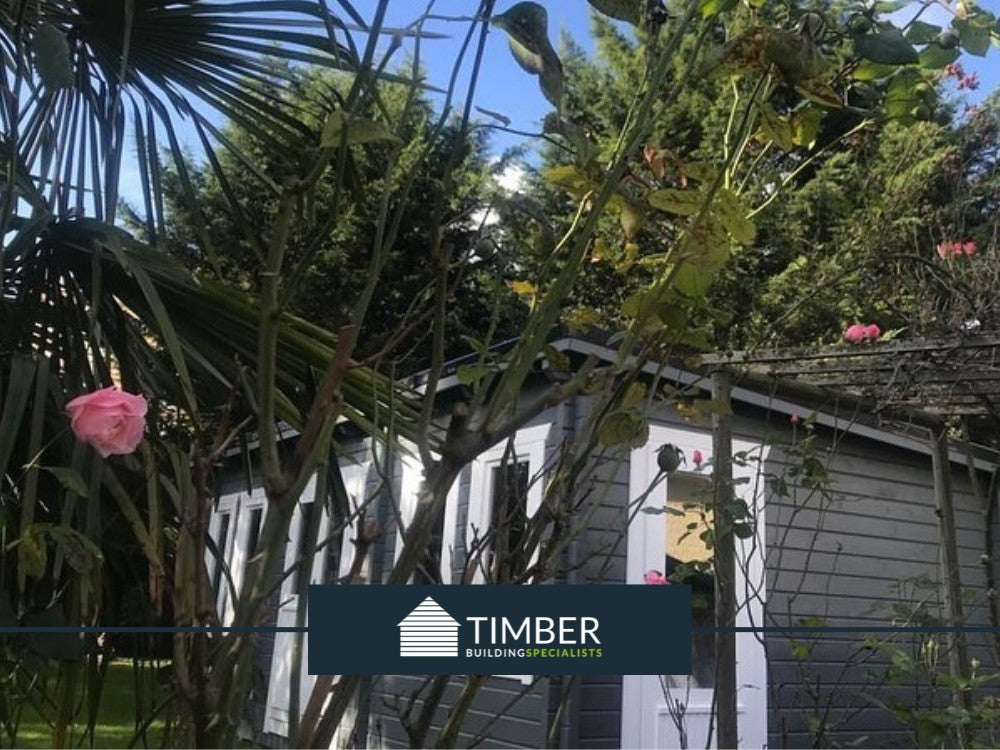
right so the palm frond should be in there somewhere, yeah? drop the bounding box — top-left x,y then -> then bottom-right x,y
0,0 -> 431,235
1,214 -> 426,443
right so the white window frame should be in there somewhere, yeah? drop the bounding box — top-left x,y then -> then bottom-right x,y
465,423 -> 550,585
337,458 -> 375,583
220,487 -> 266,626
397,448 -> 460,584
208,492 -> 240,624
465,423 -> 550,685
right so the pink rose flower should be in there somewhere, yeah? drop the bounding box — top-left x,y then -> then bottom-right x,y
790,414 -> 801,424
938,240 -> 977,259
692,449 -> 703,467
865,323 -> 881,341
843,324 -> 866,343
66,387 -> 148,457
644,570 -> 670,585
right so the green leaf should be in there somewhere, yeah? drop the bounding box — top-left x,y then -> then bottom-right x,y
457,363 -> 490,386
679,162 -> 719,182
853,61 -> 898,80
885,68 -> 925,121
699,26 -> 770,79
854,29 -> 919,64
45,526 -> 104,575
321,112 -> 401,148
954,19 -> 991,56
40,467 -> 89,498
587,0 -> 641,24
492,2 -> 563,107
918,43 -> 960,68
598,411 -> 649,448
543,345 -> 571,372
621,382 -> 647,409
18,525 -> 48,580
764,28 -> 830,84
791,106 -> 824,149
648,188 -> 705,216
905,21 -> 942,43
619,199 -> 646,240
671,216 -> 732,298
715,190 -> 756,245
543,164 -> 597,196
794,79 -> 845,109
31,24 -> 73,90
756,104 -> 794,151
699,0 -> 738,19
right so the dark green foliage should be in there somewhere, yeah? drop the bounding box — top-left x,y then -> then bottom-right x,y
518,5 -> 1000,349
143,63 -> 525,372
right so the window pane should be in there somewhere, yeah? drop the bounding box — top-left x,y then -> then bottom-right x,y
243,506 -> 264,581
414,505 -> 446,584
663,473 -> 716,689
212,513 -> 231,594
288,502 -> 315,593
489,460 -> 530,581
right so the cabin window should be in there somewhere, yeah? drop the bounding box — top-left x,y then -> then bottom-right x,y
338,460 -> 374,585
663,473 -> 716,689
288,502 -> 316,593
211,512 -> 231,594
413,507 -> 446,584
465,424 -> 550,684
487,460 -> 530,582
243,506 -> 264,581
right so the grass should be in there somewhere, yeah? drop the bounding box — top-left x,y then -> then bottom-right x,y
6,659 -> 168,749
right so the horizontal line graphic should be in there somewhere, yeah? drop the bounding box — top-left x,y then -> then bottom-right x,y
401,651 -> 458,655
400,637 -> 459,641
5,625 -> 1000,635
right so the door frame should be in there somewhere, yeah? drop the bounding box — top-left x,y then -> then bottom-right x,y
622,423 -> 769,749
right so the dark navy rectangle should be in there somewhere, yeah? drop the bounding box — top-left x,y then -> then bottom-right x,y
308,584 -> 691,676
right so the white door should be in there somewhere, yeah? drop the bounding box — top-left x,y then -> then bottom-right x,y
263,464 -> 370,738
623,424 -> 768,749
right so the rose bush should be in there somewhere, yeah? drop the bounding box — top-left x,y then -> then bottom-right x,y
65,387 -> 148,457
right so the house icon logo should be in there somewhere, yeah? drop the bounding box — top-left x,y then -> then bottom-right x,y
398,596 -> 460,657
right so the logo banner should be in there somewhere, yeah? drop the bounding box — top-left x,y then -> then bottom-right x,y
308,584 -> 692,676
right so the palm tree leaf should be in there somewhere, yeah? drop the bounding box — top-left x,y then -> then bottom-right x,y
3,215 -> 427,444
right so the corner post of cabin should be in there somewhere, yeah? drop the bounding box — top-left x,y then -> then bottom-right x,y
711,368 -> 738,748
929,422 -> 972,720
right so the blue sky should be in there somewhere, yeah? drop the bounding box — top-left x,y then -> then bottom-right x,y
376,0 -> 1000,156
119,1 -> 1000,206
379,2 -> 595,154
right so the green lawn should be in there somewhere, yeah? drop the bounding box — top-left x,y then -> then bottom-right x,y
9,659 -> 167,749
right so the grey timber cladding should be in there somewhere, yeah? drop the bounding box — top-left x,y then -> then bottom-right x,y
221,379 -> 1000,750
567,395 -> 1000,749
763,428 -> 1000,749
367,675 -> 549,749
